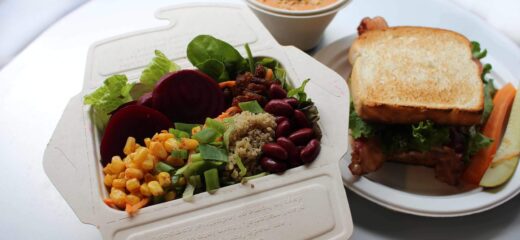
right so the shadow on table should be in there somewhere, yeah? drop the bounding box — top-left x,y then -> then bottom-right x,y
347,189 -> 520,240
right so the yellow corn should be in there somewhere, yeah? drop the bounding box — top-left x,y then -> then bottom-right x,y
110,188 -> 127,209
104,174 -> 115,187
164,191 -> 176,201
125,194 -> 141,205
148,181 -> 164,196
141,156 -> 155,171
191,126 -> 202,136
126,178 -> 140,192
164,138 -> 179,152
123,137 -> 136,155
140,183 -> 152,197
125,168 -> 143,180
123,156 -> 132,166
181,138 -> 199,150
144,173 -> 155,183
157,172 -> 171,188
144,138 -> 151,148
157,132 -> 174,142
134,147 -> 149,164
165,156 -> 185,167
103,165 -> 112,175
112,178 -> 126,189
109,156 -> 125,174
149,141 -> 168,159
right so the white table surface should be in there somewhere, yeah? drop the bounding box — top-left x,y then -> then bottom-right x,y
1,0 -> 519,239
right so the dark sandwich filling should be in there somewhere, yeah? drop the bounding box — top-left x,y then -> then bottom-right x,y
348,41 -> 496,186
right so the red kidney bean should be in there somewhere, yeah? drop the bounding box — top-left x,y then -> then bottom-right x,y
264,99 -> 293,117
260,157 -> 288,173
268,84 -> 287,99
288,128 -> 314,146
283,98 -> 299,108
293,109 -> 311,128
277,137 -> 301,166
275,119 -> 292,138
301,139 -> 320,164
262,143 -> 288,160
275,116 -> 288,124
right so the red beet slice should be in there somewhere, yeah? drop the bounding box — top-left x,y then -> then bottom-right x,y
109,100 -> 136,115
100,105 -> 172,166
152,70 -> 225,123
137,92 -> 153,107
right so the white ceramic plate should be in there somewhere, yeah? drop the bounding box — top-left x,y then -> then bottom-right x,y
314,0 -> 520,217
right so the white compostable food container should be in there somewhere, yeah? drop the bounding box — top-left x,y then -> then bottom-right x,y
43,3 -> 353,239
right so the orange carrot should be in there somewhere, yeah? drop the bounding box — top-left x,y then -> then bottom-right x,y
216,106 -> 241,119
125,198 -> 150,215
265,68 -> 273,81
103,198 -> 116,208
219,81 -> 236,88
462,83 -> 517,185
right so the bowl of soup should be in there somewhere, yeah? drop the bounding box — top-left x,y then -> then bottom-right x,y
246,0 -> 352,50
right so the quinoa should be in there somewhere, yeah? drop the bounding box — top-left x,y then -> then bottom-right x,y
226,111 -> 276,180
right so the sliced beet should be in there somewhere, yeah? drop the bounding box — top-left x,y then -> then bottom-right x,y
100,105 -> 172,166
109,100 -> 137,115
152,70 -> 225,124
137,92 -> 153,107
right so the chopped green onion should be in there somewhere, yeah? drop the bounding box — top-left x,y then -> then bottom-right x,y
204,168 -> 220,193
199,144 -> 228,162
155,161 -> 174,173
209,141 -> 224,148
171,149 -> 188,159
223,126 -> 234,150
182,182 -> 195,201
235,156 -> 247,177
153,195 -> 165,204
192,128 -> 220,144
174,122 -> 200,136
238,100 -> 264,114
175,164 -> 188,175
171,174 -> 181,186
169,128 -> 190,139
223,117 -> 234,125
190,153 -> 203,162
205,117 -> 226,133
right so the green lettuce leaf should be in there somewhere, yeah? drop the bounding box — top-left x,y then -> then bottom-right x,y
410,120 -> 450,152
287,79 -> 310,102
138,50 -> 180,93
349,106 -> 375,139
465,126 -> 493,161
83,75 -> 133,130
471,41 -> 488,59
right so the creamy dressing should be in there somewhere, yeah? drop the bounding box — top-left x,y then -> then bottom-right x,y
257,0 -> 337,11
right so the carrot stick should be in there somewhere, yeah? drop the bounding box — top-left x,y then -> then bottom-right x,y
462,83 -> 517,185
265,68 -> 273,81
103,198 -> 117,209
219,81 -> 236,88
216,106 -> 241,119
125,198 -> 150,215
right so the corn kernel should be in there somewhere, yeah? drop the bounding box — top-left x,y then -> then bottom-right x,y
110,188 -> 127,209
181,138 -> 199,150
164,191 -> 176,201
112,178 -> 126,189
125,194 -> 141,205
144,138 -> 151,148
191,126 -> 201,136
110,156 -> 125,174
125,168 -> 143,180
123,137 -> 136,155
148,181 -> 164,196
164,138 -> 179,152
126,178 -> 140,192
134,147 -> 149,164
166,156 -> 185,167
140,183 -> 152,197
149,141 -> 168,159
142,156 -> 155,171
103,165 -> 112,175
143,173 -> 154,183
157,172 -> 171,188
104,174 -> 115,187
118,172 -> 125,179
151,133 -> 160,141
157,132 -> 174,142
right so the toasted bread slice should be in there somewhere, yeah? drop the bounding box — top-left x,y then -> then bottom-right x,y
348,27 -> 484,125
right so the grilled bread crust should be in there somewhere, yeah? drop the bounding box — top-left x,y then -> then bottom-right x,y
348,27 -> 484,125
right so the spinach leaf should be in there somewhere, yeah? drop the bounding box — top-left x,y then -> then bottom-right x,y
187,35 -> 246,82
244,43 -> 255,73
287,79 -> 310,102
196,59 -> 229,82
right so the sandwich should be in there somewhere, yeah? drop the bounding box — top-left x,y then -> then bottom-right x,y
347,17 -> 496,185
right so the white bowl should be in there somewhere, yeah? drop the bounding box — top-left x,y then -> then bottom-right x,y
246,0 -> 351,51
